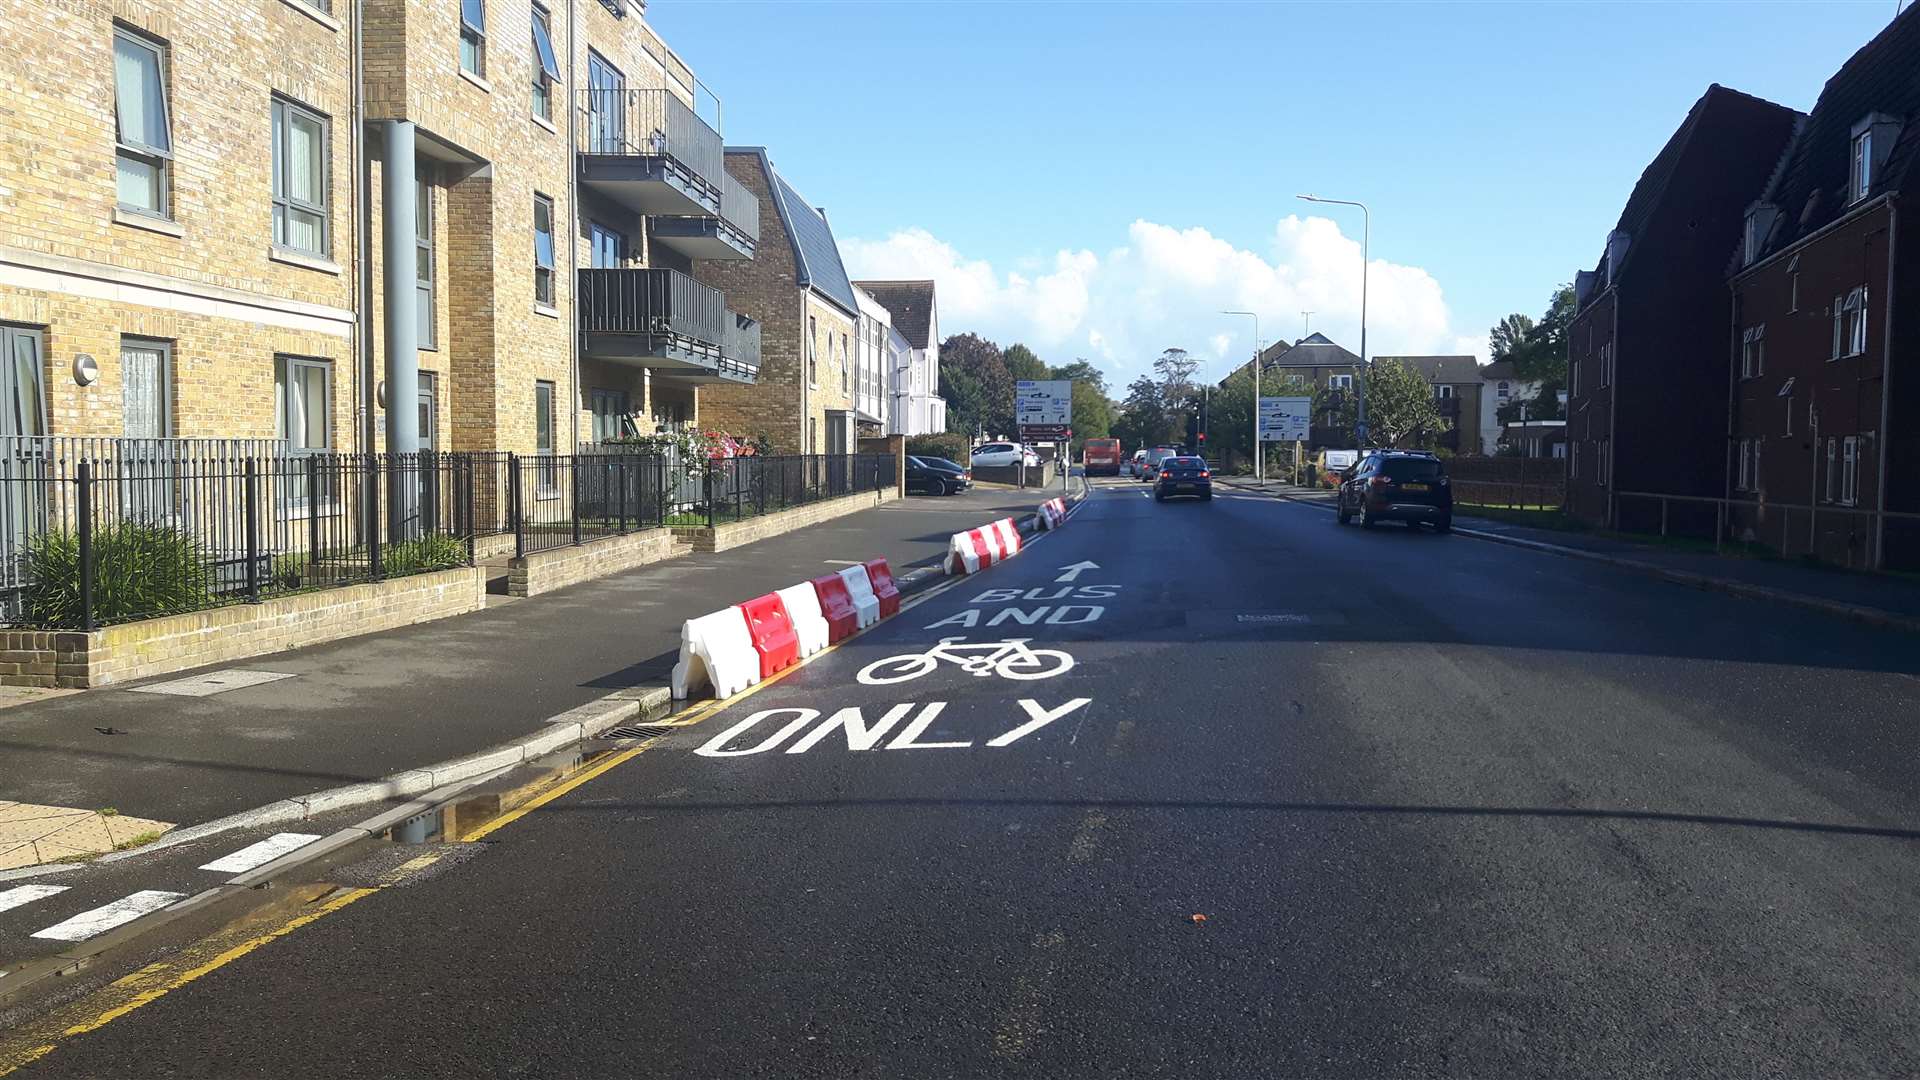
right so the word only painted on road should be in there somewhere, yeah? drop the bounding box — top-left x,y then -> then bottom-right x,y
694,699 -> 1093,757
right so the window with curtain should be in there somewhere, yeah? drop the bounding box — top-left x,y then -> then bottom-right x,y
590,389 -> 628,444
113,28 -> 172,217
530,3 -> 558,120
272,98 -> 330,257
1843,287 -> 1868,356
460,0 -> 486,77
533,194 -> 555,306
276,355 -> 331,508
416,175 -> 434,347
120,339 -> 170,439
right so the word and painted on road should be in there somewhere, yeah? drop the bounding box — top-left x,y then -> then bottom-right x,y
1237,613 -> 1311,625
858,637 -> 1075,684
1055,561 -> 1100,582
694,698 -> 1093,757
925,606 -> 1105,630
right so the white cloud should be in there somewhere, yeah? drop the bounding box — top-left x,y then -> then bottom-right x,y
841,217 -> 1484,389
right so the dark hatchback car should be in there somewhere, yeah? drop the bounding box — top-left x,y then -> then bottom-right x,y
1154,455 -> 1212,502
906,455 -> 971,496
1336,451 -> 1452,531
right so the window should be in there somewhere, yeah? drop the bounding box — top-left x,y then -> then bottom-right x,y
1740,325 -> 1765,379
589,388 -> 628,444
1497,381 -> 1510,399
1825,437 -> 1838,503
1831,295 -> 1844,360
1434,384 -> 1454,399
1599,342 -> 1612,387
460,0 -> 486,77
1569,355 -> 1580,395
534,380 -> 557,496
271,97 -> 330,257
529,3 -> 558,120
1597,438 -> 1610,488
1329,373 -> 1352,390
416,175 -> 434,347
807,416 -> 817,454
533,193 -> 555,307
841,333 -> 849,394
120,338 -> 170,438
0,326 -> 47,439
113,27 -> 172,217
276,356 -> 331,509
589,222 -> 622,268
1851,129 -> 1871,204
1570,442 -> 1580,480
1840,436 -> 1859,505
1842,287 -> 1868,356
807,316 -> 818,385
585,51 -> 624,153
1787,254 -> 1800,313
1735,438 -> 1752,492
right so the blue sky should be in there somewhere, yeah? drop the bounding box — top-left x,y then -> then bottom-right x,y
654,0 -> 1907,385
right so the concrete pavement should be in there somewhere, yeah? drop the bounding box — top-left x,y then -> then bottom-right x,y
6,477 -> 1919,1078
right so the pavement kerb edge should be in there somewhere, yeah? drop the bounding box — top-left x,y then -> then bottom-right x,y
1213,477 -> 1920,635
91,683 -> 677,867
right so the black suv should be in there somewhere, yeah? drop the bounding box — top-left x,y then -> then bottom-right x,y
1336,451 -> 1452,532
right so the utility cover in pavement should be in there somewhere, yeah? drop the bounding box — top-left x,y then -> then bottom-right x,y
125,670 -> 300,697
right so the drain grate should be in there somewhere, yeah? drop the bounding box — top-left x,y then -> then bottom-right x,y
602,723 -> 676,743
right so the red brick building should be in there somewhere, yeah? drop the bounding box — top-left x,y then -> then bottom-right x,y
1728,5 -> 1920,569
1564,84 -> 1801,531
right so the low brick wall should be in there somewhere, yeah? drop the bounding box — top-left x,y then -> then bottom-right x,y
474,532 -> 517,562
507,527 -> 676,597
0,567 -> 487,689
672,488 -> 899,554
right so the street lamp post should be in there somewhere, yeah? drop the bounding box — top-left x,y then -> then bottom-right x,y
1222,310 -> 1261,484
1297,194 -> 1369,448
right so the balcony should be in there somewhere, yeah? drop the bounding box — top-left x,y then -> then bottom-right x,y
718,311 -> 760,384
578,268 -> 725,374
576,89 -> 722,217
651,169 -> 759,262
1437,396 -> 1462,418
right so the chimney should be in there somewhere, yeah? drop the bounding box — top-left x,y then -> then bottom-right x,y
1604,231 -> 1630,285
1574,270 -> 1599,306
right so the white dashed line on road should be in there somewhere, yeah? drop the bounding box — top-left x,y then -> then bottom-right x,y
0,883 -> 69,913
198,832 -> 322,874
30,890 -> 184,942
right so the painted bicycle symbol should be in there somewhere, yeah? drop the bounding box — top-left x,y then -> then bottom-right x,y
857,637 -> 1075,685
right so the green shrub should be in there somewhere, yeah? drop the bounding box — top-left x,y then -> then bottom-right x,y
382,533 -> 468,577
22,521 -> 212,628
906,433 -> 970,463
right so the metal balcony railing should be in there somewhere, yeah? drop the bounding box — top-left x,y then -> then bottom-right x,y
576,268 -> 725,347
723,311 -> 761,379
577,88 -> 722,195
718,169 -> 759,243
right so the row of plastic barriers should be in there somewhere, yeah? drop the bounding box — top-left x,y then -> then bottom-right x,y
671,559 -> 903,701
944,517 -> 1025,576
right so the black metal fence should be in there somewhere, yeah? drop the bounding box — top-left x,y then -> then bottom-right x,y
509,453 -> 671,557
696,454 -> 897,526
4,450 -> 478,630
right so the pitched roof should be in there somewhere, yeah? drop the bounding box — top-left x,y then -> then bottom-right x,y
1379,355 -> 1481,383
1260,332 -> 1360,370
730,147 -> 860,317
1753,3 -> 1920,259
1581,83 -> 1801,296
852,280 -> 937,348
1478,359 -> 1522,381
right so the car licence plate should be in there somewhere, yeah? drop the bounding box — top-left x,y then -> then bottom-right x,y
1402,483 -> 1429,491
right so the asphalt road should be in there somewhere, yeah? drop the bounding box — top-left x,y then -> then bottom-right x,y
14,478 -> 1920,1078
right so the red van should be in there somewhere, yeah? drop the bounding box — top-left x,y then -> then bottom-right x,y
1083,437 -> 1124,476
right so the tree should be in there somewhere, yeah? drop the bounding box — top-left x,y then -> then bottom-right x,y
938,333 -> 1014,438
1489,314 -> 1535,363
1048,359 -> 1113,454
1001,343 -> 1049,383
1111,375 -> 1174,452
1322,358 -> 1442,448
1205,364 -> 1314,470
1152,348 -> 1198,402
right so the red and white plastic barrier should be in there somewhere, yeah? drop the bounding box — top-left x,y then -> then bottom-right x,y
671,607 -> 760,701
1036,497 -> 1068,530
673,557 -> 909,700
946,516 -> 1027,575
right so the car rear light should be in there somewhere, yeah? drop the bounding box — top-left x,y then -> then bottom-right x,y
1370,476 -> 1391,487
1199,470 -> 1210,479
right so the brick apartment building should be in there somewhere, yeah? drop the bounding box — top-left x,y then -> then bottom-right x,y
1228,333 -> 1362,448
693,147 -> 858,455
0,0 -> 757,463
1728,4 -> 1920,569
1564,84 -> 1802,530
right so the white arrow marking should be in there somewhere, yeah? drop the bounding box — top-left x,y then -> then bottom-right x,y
1054,561 -> 1101,583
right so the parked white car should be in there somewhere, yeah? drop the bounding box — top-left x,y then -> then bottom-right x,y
971,442 -> 1040,468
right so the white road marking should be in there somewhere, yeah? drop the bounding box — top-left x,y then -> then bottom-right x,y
126,669 -> 299,697
30,890 -> 184,941
987,698 -> 1093,747
197,832 -> 322,874
821,559 -> 864,566
1054,561 -> 1100,582
0,883 -> 69,913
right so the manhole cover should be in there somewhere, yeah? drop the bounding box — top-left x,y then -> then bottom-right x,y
126,670 -> 299,697
602,723 -> 676,743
